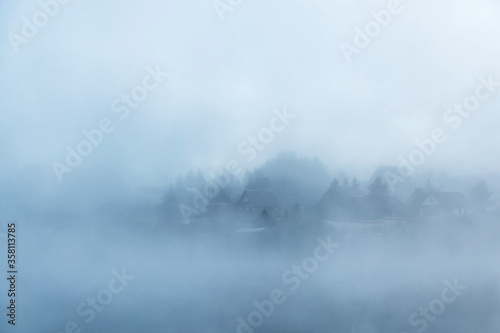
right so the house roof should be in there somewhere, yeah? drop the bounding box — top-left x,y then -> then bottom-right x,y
236,190 -> 280,208
407,188 -> 427,205
422,192 -> 468,209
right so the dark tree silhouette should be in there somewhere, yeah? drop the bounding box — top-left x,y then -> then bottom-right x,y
424,179 -> 435,194
349,177 -> 361,196
342,178 -> 349,190
470,180 -> 493,212
246,170 -> 270,190
366,177 -> 390,219
368,177 -> 389,197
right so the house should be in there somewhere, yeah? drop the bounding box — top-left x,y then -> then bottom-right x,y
235,190 -> 282,226
236,190 -> 280,213
408,190 -> 469,217
239,208 -> 278,227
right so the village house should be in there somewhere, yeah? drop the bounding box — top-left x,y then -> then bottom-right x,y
407,189 -> 469,218
235,190 -> 282,227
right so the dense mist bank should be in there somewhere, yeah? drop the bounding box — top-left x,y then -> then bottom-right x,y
6,211 -> 498,333
2,154 -> 498,333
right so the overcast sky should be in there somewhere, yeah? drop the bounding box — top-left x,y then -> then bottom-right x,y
1,0 -> 499,189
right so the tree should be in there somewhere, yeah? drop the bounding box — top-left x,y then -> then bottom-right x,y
368,177 -> 389,197
470,180 -> 493,212
211,188 -> 231,204
316,178 -> 361,220
246,170 -> 270,190
424,179 -> 435,194
288,201 -> 304,224
326,178 -> 342,197
349,177 -> 361,196
342,178 -> 349,190
366,177 -> 390,219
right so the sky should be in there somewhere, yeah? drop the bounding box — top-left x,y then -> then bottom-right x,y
1,0 -> 500,189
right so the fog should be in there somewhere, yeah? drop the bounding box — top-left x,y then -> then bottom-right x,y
6,210 -> 500,332
1,0 -> 500,332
